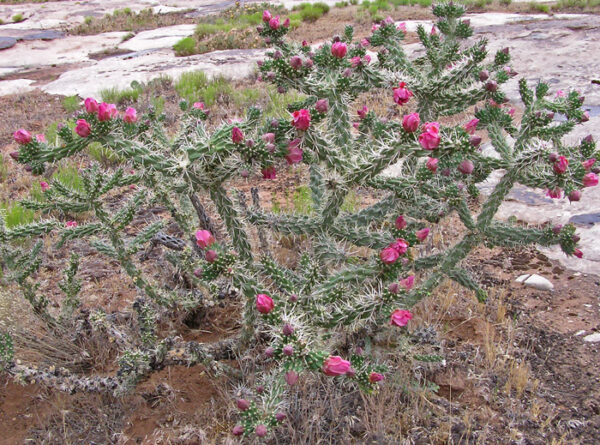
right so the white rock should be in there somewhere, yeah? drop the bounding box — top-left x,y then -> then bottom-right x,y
574,330 -> 586,336
119,24 -> 197,52
583,333 -> 600,343
0,79 -> 35,97
515,274 -> 530,283
523,274 -> 554,291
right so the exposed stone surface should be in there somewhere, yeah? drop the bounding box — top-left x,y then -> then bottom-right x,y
0,36 -> 16,50
583,333 -> 600,343
119,24 -> 197,52
522,274 -> 554,291
0,79 -> 35,96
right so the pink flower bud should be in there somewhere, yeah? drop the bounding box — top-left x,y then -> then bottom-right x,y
402,112 -> 420,133
9,151 -> 19,161
426,157 -> 439,172
380,247 -> 399,265
262,166 -> 277,179
262,10 -> 272,22
66,220 -> 78,228
361,38 -> 370,47
13,129 -> 32,145
124,107 -> 137,123
552,156 -> 569,174
580,111 -> 590,122
350,56 -> 361,68
285,370 -> 298,385
75,119 -> 91,138
283,17 -> 290,27
236,399 -> 250,411
283,345 -> 293,356
583,172 -> 598,187
331,41 -> 347,58
390,309 -> 413,327
195,230 -> 215,249
546,187 -> 563,199
323,356 -> 351,376
582,158 -> 596,171
283,324 -> 294,336
399,275 -> 415,290
430,25 -> 437,35
255,425 -> 267,437
470,135 -> 482,147
388,282 -> 399,294
315,99 -> 329,113
232,126 -> 244,144
265,346 -> 274,358
357,106 -> 368,120
568,190 -> 582,202
275,412 -> 286,422
397,22 -> 407,32
97,102 -> 117,121
479,70 -> 489,81
292,109 -> 311,131
464,118 -> 479,135
395,215 -> 407,230
269,15 -> 280,30
290,55 -> 303,69
302,40 -> 308,46
35,134 -> 46,143
574,248 -> 583,258
289,294 -> 298,302
485,81 -> 498,92
458,160 -> 474,175
369,372 -> 384,383
40,181 -> 50,192
193,268 -> 203,278
84,97 -> 98,113
256,293 -> 275,314
552,224 -> 563,235
286,142 -> 303,165
393,82 -> 413,106
232,425 -> 244,436
416,228 -> 430,241
304,58 -> 313,68
205,249 -> 217,263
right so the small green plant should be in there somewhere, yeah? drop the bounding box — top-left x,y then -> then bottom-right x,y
336,1 -> 350,7
52,164 -> 84,193
499,0 -> 511,5
86,142 -> 123,166
83,16 -> 93,25
12,13 -> 24,23
100,83 -> 142,105
0,202 -> 35,228
175,72 -> 234,106
0,155 -> 8,182
173,36 -> 197,56
0,333 -> 14,371
292,185 -> 314,214
529,2 -> 550,12
62,95 -> 81,113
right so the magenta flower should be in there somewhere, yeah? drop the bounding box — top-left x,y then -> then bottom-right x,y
98,102 -> 117,121
390,309 -> 413,327
395,215 -> 407,230
458,159 -> 474,175
555,90 -> 566,98
231,126 -> 244,144
290,55 -> 303,69
418,122 -> 441,150
464,118 -> 479,135
389,238 -> 409,255
13,129 -> 31,145
35,134 -> 46,143
361,38 -> 370,47
574,248 -> 583,258
195,230 -> 215,249
380,247 -> 400,265
369,372 -> 384,383
269,15 -> 280,30
292,109 -> 311,131
553,156 -> 569,174
193,102 -> 205,110
323,356 -> 351,376
568,190 -> 582,202
393,82 -> 413,106
315,99 -> 329,113
331,41 -> 347,58
546,187 -> 563,199
66,220 -> 78,228
357,106 -> 368,120
75,119 -> 91,138
350,56 -> 361,68
262,10 -> 272,22
123,107 -> 137,123
285,370 -> 299,386
255,425 -> 267,437
205,249 -> 218,263
262,166 -> 277,179
397,22 -> 407,32
256,293 -> 275,314
582,158 -> 596,171
84,97 -> 98,113
286,141 -> 303,165
40,181 -> 50,192
426,157 -> 439,172
283,345 -> 294,356
232,425 -> 244,436
416,228 -> 430,241
402,112 -> 420,133
236,399 -> 250,411
399,275 -> 415,290
583,172 -> 598,187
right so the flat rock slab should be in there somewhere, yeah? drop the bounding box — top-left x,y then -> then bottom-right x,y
0,37 -> 16,50
583,333 -> 600,343
516,274 -> 554,291
0,29 -> 64,41
0,79 -> 35,96
42,48 -> 266,98
569,213 -> 600,227
119,24 -> 197,52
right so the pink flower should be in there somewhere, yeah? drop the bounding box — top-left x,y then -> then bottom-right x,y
262,10 -> 272,22
573,248 -> 583,258
583,172 -> 598,187
40,181 -> 50,192
75,119 -> 91,138
364,55 -> 371,64
323,356 -> 351,376
399,275 -> 415,290
193,102 -> 205,110
369,372 -> 384,383
261,133 -> 275,144
269,15 -> 280,30
582,158 -> 596,171
331,41 -> 347,58
416,228 -> 430,241
13,129 -> 31,145
97,102 -> 117,121
402,112 -> 420,133
458,159 -> 474,175
315,99 -> 329,113
361,38 -> 370,47
256,293 -> 275,314
418,122 -> 441,150
84,97 -> 98,113
292,109 -> 311,131
546,187 -> 563,199
283,17 -> 290,27
283,345 -> 293,356
568,190 -> 582,202
395,215 -> 407,230
236,399 -> 250,411
232,425 -> 244,436
357,106 -> 368,119
205,249 -> 218,263
255,425 -> 267,437
430,25 -> 437,35
275,412 -> 286,422
35,134 -> 46,143
390,309 -> 413,327
390,238 -> 409,255
371,24 -> 380,32
380,247 -> 400,265
286,140 -> 303,165
290,55 -> 303,69
350,56 -> 361,68
397,22 -> 407,32
232,126 -> 244,144
464,118 -> 479,135
553,156 -> 569,174
507,108 -> 515,116
285,370 -> 299,386
195,230 -> 215,249
556,90 -> 566,98
262,166 -> 276,179
123,107 -> 137,123
66,220 -> 78,228
393,82 -> 413,106
426,157 -> 439,172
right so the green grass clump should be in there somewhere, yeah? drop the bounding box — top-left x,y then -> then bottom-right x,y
12,13 -> 24,22
0,202 -> 35,228
292,185 -> 314,214
62,96 -> 80,113
0,155 -> 8,183
173,36 -> 197,56
291,2 -> 330,22
100,83 -> 142,105
86,142 -> 123,166
52,164 -> 84,193
336,1 -> 350,7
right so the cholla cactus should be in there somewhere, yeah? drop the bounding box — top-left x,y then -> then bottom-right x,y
2,2 -> 598,439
